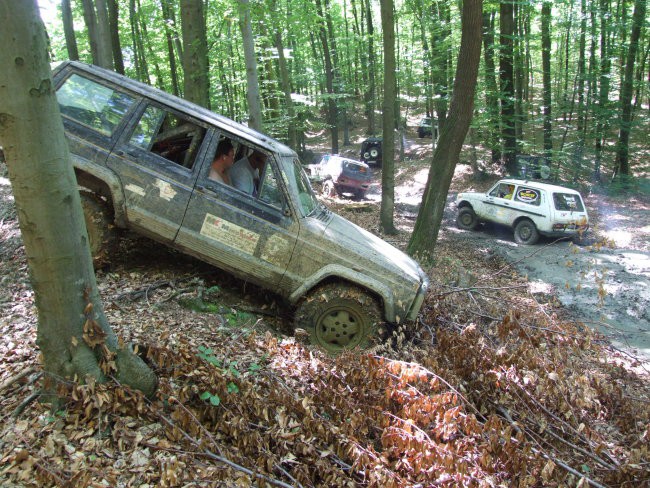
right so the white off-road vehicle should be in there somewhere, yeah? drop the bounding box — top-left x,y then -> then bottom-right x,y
456,178 -> 589,245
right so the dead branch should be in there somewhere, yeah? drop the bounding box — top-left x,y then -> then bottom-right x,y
0,366 -> 37,393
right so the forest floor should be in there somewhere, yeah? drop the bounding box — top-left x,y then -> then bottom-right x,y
1,129 -> 649,486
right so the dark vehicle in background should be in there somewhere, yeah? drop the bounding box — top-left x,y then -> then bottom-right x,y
51,61 -> 429,354
417,117 -> 439,140
307,155 -> 372,200
360,137 -> 382,167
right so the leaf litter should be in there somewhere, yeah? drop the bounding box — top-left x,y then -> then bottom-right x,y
0,160 -> 649,487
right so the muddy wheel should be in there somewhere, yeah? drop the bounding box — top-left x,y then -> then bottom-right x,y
80,192 -> 115,267
295,283 -> 382,354
514,219 -> 539,245
456,207 -> 478,231
323,180 -> 337,198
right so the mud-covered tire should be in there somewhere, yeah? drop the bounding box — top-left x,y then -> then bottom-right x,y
80,192 -> 116,267
295,283 -> 382,354
514,219 -> 539,245
456,207 -> 478,231
323,180 -> 337,198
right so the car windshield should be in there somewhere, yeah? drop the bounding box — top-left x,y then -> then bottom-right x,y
553,192 -> 585,212
279,157 -> 320,217
342,161 -> 367,173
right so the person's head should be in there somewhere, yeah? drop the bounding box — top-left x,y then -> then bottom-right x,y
213,139 -> 234,168
249,150 -> 267,171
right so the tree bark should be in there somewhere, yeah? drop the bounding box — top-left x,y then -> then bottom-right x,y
238,0 -> 263,131
364,0 -> 376,135
541,2 -> 553,160
61,0 -> 79,61
499,0 -> 517,174
315,0 -> 339,152
0,0 -> 156,399
482,10 -> 500,164
379,0 -> 397,234
407,0 -> 483,260
180,0 -> 209,108
615,0 -> 646,177
107,0 -> 124,74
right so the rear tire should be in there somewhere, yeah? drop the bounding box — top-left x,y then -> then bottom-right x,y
456,207 -> 478,231
514,219 -> 539,245
323,180 -> 337,198
294,283 -> 382,355
80,192 -> 116,267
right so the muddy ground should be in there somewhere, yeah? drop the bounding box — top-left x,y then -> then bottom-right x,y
358,159 -> 650,363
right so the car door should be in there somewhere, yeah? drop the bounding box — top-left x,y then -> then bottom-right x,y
175,136 -> 299,288
106,101 -> 212,243
484,182 -> 519,225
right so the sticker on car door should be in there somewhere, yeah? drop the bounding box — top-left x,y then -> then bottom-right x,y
200,213 -> 260,254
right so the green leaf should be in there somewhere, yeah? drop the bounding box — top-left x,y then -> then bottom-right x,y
199,391 -> 211,401
209,394 -> 221,406
227,382 -> 239,394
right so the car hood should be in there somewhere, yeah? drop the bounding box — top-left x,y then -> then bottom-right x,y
324,213 -> 424,283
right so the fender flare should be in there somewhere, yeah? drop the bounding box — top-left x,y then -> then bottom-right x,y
73,156 -> 127,227
288,264 -> 397,323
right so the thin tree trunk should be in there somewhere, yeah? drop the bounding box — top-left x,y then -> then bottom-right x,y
315,0 -> 339,152
615,0 -> 646,177
274,30 -> 297,148
364,0 -> 376,135
107,0 -> 124,74
180,0 -> 209,108
161,0 -> 180,96
94,0 -> 114,69
237,0 -> 263,130
407,0 -> 483,260
0,0 -> 156,399
380,0 -> 397,235
482,10 -> 500,164
499,0 -> 517,174
541,2 -> 553,161
61,0 -> 79,61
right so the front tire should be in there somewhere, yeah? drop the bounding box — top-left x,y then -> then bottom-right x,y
295,283 -> 382,355
514,219 -> 539,245
456,207 -> 478,231
80,192 -> 116,267
323,180 -> 337,198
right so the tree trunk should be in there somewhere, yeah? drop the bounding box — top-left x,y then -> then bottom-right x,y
161,0 -> 181,96
180,0 -> 209,108
274,30 -> 297,148
407,0 -> 483,260
499,0 -> 517,174
61,0 -> 79,61
541,2 -> 553,160
315,0 -> 339,152
0,0 -> 156,399
94,0 -> 114,69
594,0 -> 612,181
482,10 -> 500,164
364,0 -> 376,135
379,0 -> 397,235
615,0 -> 646,177
81,0 -> 100,64
107,0 -> 124,74
238,0 -> 263,131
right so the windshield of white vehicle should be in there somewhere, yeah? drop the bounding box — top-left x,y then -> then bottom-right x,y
278,157 -> 320,217
553,192 -> 585,212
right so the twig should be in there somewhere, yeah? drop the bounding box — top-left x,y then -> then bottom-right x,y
0,366 -> 37,393
155,406 -> 294,488
274,463 -> 305,488
12,391 -> 40,418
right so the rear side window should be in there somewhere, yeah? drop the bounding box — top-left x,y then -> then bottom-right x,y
129,104 -> 206,169
56,73 -> 136,136
553,193 -> 584,212
514,187 -> 541,206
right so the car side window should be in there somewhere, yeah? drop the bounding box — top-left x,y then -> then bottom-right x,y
57,73 -> 136,136
128,104 -> 206,169
490,183 -> 515,199
514,187 -> 541,206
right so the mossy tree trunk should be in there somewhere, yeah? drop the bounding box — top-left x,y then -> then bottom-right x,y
0,0 -> 156,399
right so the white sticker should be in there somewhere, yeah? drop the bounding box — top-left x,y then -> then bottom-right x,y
200,214 -> 259,255
154,180 -> 177,201
125,184 -> 145,196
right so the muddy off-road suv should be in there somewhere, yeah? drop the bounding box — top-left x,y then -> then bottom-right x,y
456,178 -> 589,245
52,61 -> 429,353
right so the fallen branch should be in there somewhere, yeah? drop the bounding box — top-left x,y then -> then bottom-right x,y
0,366 -> 37,394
